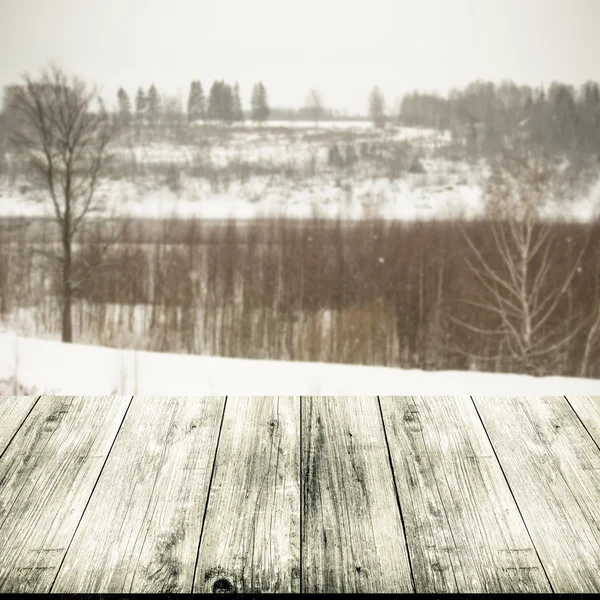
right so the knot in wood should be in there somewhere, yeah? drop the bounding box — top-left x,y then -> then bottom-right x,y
212,578 -> 235,593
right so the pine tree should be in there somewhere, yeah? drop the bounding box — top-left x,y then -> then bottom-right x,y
147,84 -> 161,124
251,82 -> 269,124
221,83 -> 234,124
197,81 -> 206,121
135,87 -> 147,114
259,83 -> 269,122
187,81 -> 199,122
187,80 -> 206,122
251,83 -> 261,123
581,81 -> 600,152
208,80 -> 221,121
233,83 -> 244,122
117,87 -> 131,125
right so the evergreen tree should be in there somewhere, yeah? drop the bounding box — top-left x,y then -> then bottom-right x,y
550,84 -> 577,151
208,80 -> 221,121
251,82 -> 269,124
117,87 -> 131,125
135,87 -> 147,114
197,81 -> 206,121
260,83 -> 270,122
187,81 -> 198,121
251,83 -> 261,122
187,80 -> 206,122
147,84 -> 161,124
233,83 -> 244,122
207,81 -> 236,124
221,83 -> 234,124
580,81 -> 600,152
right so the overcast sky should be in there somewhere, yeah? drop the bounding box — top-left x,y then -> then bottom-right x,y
1,0 -> 599,114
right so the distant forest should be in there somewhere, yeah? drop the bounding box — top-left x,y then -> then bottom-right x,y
2,78 -> 600,161
400,80 -> 600,158
115,78 -> 600,158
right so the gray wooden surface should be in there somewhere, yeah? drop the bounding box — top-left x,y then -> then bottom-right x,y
0,396 -> 131,593
380,395 -> 551,593
52,396 -> 225,593
565,395 -> 600,448
0,396 -> 39,455
0,395 -> 599,593
473,395 -> 600,593
195,396 -> 300,594
302,396 -> 413,593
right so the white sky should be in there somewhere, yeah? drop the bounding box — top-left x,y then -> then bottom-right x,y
1,0 -> 599,114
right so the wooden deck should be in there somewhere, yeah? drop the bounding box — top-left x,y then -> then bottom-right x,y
0,396 -> 599,594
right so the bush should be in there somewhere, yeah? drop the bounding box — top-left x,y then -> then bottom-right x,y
164,163 -> 182,192
408,158 -> 426,174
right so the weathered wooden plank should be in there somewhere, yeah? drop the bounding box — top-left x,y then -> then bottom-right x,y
194,396 -> 300,594
380,395 -> 551,593
473,395 -> 600,593
0,396 -> 39,456
53,396 -> 225,594
565,396 -> 600,448
302,396 -> 413,593
0,396 -> 132,593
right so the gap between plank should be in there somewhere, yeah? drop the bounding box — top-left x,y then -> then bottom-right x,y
563,396 -> 600,454
0,396 -> 41,463
377,395 -> 416,593
48,395 -> 136,593
190,396 -> 228,594
468,395 -> 555,593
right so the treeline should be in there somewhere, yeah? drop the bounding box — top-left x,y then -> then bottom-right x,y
400,80 -> 600,157
115,80 -> 270,126
1,217 -> 599,378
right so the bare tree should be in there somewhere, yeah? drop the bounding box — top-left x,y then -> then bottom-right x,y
7,65 -> 114,342
306,88 -> 325,126
369,85 -> 386,128
454,148 -> 588,375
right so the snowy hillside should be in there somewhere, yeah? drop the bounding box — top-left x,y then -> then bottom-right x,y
1,333 -> 598,395
2,123 -> 598,222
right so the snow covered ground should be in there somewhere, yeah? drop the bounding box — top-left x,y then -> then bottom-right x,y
1,333 -> 598,395
0,171 -> 486,221
1,123 -> 599,222
3,171 -> 597,222
238,120 -> 376,130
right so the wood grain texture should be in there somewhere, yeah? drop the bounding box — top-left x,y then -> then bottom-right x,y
53,396 -> 225,594
380,396 -> 551,593
302,396 -> 413,593
194,396 -> 300,594
565,396 -> 600,448
0,396 -> 131,593
0,396 -> 38,455
473,395 -> 600,593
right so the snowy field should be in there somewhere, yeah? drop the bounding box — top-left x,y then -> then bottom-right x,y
1,120 -> 599,222
1,333 -> 598,395
0,175 -> 487,221
0,123 -> 480,222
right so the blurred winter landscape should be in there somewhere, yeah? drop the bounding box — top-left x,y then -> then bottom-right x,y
1,0 -> 600,393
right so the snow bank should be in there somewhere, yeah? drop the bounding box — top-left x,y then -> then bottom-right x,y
1,333 -> 598,395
